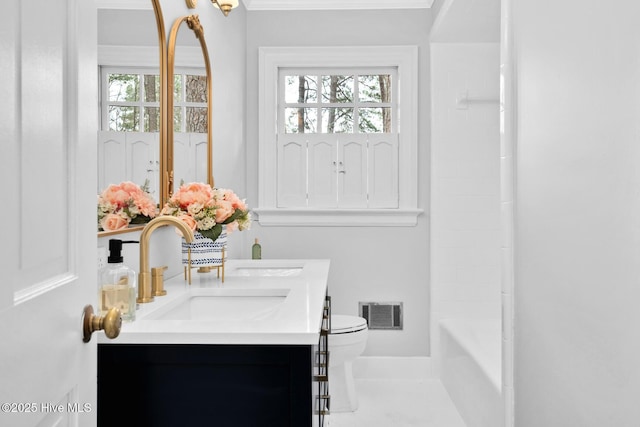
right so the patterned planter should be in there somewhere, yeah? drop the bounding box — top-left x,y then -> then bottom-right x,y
181,227 -> 227,267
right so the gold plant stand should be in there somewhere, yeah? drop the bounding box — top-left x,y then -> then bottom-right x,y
184,246 -> 226,284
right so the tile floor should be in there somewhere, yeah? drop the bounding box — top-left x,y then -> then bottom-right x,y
327,378 -> 467,427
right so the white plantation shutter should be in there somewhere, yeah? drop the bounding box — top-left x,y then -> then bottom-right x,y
338,135 -> 368,208
277,135 -> 307,207
308,136 -> 338,207
275,133 -> 398,208
368,133 -> 398,208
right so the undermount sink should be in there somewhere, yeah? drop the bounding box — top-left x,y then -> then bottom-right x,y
145,288 -> 290,321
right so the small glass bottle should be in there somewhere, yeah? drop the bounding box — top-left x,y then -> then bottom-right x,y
99,239 -> 137,322
252,238 -> 262,260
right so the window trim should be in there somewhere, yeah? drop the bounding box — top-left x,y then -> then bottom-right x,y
257,46 -> 422,226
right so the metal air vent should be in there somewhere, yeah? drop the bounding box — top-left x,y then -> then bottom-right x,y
359,302 -> 403,330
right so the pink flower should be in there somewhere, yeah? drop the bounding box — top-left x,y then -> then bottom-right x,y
225,221 -> 239,233
100,213 -> 130,231
98,181 -> 157,231
160,182 -> 251,236
221,189 -> 247,211
214,200 -> 234,223
101,185 -> 130,208
177,213 -> 197,231
132,192 -> 157,218
172,182 -> 214,209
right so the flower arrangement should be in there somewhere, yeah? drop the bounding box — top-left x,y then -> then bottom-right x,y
161,182 -> 251,241
97,180 -> 158,231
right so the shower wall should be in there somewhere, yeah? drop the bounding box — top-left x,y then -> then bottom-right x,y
509,1 -> 640,425
430,43 -> 501,368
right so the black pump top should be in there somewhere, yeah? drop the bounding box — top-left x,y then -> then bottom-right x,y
107,239 -> 139,264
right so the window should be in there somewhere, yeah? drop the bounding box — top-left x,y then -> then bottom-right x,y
100,67 -> 207,133
281,71 -> 394,134
257,46 -> 422,226
172,72 -> 208,133
101,68 -> 161,132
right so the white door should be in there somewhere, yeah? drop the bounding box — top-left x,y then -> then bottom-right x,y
0,1 -> 100,426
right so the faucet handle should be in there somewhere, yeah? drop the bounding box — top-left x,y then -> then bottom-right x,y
152,266 -> 168,296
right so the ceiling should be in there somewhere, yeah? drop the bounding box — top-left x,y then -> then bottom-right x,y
430,0 -> 500,42
241,0 -> 434,10
96,0 -> 434,10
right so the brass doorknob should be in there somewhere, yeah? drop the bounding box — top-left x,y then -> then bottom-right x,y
82,305 -> 122,343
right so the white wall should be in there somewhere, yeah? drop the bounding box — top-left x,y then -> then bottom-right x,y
245,9 -> 432,356
430,43 -> 501,369
509,1 -> 640,425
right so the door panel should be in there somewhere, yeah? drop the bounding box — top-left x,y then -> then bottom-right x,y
308,137 -> 337,208
0,1 -> 98,426
192,133 -> 209,184
172,132 -> 191,188
98,132 -> 127,193
338,137 -> 368,208
368,134 -> 399,208
128,132 -> 158,193
277,136 -> 307,207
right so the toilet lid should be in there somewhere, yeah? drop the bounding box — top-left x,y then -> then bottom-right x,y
331,315 -> 368,334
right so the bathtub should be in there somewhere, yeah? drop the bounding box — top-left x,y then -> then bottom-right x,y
439,318 -> 504,427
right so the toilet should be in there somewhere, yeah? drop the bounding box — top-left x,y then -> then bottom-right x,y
328,314 -> 369,412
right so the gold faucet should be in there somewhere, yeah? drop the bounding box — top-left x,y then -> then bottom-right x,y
137,216 -> 194,303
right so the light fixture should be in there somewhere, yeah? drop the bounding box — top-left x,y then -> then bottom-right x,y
185,0 -> 238,16
211,0 -> 238,16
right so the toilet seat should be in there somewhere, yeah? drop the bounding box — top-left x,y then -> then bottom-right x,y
331,315 -> 368,334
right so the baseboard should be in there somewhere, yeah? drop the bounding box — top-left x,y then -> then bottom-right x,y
351,356 -> 433,380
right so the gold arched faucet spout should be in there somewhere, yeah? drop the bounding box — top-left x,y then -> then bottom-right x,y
137,216 -> 194,304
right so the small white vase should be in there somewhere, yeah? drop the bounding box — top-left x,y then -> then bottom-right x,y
181,227 -> 227,267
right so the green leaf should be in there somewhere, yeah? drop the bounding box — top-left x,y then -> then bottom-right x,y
221,209 -> 245,225
199,223 -> 222,242
130,215 -> 152,225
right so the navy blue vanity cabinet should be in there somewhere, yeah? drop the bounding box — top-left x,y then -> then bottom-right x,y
98,344 -> 315,427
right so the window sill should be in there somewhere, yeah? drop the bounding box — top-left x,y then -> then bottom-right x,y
253,208 -> 424,227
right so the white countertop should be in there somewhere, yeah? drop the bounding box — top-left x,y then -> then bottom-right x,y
97,259 -> 330,345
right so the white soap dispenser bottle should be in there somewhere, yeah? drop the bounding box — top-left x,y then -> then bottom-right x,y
99,239 -> 138,322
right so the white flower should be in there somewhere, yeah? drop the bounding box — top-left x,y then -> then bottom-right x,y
187,202 -> 204,217
197,216 -> 216,231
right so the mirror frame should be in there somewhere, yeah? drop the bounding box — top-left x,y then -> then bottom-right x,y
166,14 -> 214,197
153,0 -> 169,208
97,0 -> 168,237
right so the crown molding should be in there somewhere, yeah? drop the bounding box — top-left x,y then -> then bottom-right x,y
97,0 -> 434,12
97,0 -> 152,10
242,0 -> 434,10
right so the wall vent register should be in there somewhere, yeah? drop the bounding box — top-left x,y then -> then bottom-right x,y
359,302 -> 403,330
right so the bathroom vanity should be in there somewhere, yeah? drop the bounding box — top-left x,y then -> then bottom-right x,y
97,259 -> 330,427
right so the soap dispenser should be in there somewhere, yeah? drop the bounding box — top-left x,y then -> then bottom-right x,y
99,239 -> 138,322
252,238 -> 262,260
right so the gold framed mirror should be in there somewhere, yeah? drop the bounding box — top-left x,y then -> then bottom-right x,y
98,9 -> 215,236
166,14 -> 214,196
153,0 -> 169,208
97,0 -> 168,236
